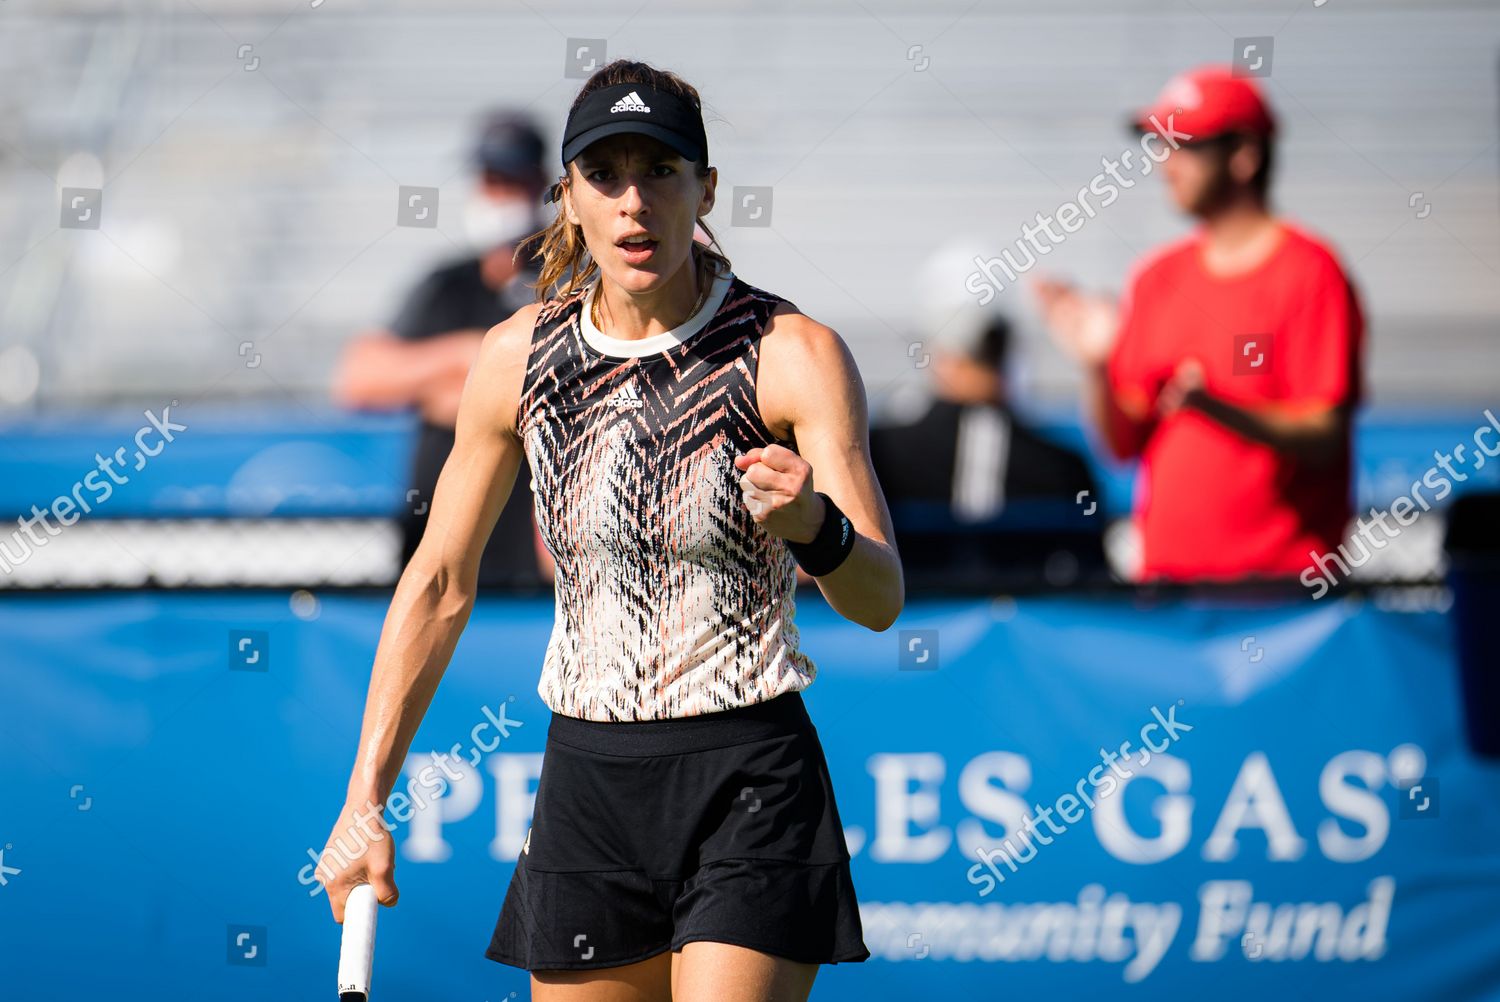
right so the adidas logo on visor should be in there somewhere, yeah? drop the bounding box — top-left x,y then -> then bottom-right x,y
609,90 -> 651,114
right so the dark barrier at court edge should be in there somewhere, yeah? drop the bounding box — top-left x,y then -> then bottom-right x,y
1445,491 -> 1500,759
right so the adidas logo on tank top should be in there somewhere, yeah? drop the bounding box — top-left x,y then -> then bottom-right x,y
605,381 -> 644,410
609,91 -> 651,114
514,268 -> 818,721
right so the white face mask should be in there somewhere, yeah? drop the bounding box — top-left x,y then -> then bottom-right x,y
463,195 -> 538,250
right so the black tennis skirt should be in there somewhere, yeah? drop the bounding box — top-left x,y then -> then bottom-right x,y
484,688 -> 870,972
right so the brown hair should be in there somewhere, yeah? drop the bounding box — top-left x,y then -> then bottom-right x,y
524,60 -> 732,302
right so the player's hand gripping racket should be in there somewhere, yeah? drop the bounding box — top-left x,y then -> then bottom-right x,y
337,883 -> 379,1001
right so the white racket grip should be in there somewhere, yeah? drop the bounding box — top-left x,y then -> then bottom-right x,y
337,883 -> 379,1000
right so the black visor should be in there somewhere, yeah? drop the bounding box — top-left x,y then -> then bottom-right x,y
544,83 -> 708,203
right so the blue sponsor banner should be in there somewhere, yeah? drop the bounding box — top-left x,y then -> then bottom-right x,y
0,404 -> 415,518
1,592 -> 1498,999
0,405 -> 1495,519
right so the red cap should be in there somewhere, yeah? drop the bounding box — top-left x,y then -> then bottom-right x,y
1133,65 -> 1276,142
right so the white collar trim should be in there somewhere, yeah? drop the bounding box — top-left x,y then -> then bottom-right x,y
579,267 -> 734,359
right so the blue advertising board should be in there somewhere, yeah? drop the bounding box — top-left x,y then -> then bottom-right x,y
0,405 -> 1494,520
2,592 -> 1497,999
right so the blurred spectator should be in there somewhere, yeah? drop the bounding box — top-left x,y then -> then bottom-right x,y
871,255 -> 1103,589
1033,66 -> 1364,583
333,111 -> 553,588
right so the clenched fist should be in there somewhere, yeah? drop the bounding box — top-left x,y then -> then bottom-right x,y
733,443 -> 825,544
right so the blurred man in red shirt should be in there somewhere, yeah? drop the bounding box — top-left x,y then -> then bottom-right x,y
1034,66 -> 1364,582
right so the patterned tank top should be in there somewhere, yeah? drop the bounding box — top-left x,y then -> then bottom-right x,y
515,264 -> 817,721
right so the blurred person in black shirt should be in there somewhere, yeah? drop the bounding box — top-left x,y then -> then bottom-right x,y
870,252 -> 1104,588
334,111 -> 552,589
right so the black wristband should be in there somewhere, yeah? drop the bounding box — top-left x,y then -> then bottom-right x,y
786,492 -> 856,577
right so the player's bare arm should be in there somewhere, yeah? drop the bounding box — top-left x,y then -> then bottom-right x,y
734,302 -> 904,632
317,301 -> 542,923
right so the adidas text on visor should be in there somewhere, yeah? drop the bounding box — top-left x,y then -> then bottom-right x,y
545,83 -> 709,202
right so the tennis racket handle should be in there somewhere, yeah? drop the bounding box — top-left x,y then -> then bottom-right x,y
337,883 -> 379,1000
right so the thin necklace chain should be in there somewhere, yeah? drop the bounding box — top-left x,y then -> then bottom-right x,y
591,253 -> 714,334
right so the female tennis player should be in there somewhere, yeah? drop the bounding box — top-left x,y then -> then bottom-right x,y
318,59 -> 903,1001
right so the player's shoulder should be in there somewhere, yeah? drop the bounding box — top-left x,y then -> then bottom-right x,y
754,286 -> 857,442
759,293 -> 857,430
726,271 -> 787,310
472,301 -> 545,374
714,270 -> 836,358
762,292 -> 842,359
477,279 -> 592,368
489,298 -> 547,340
462,300 -> 549,437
